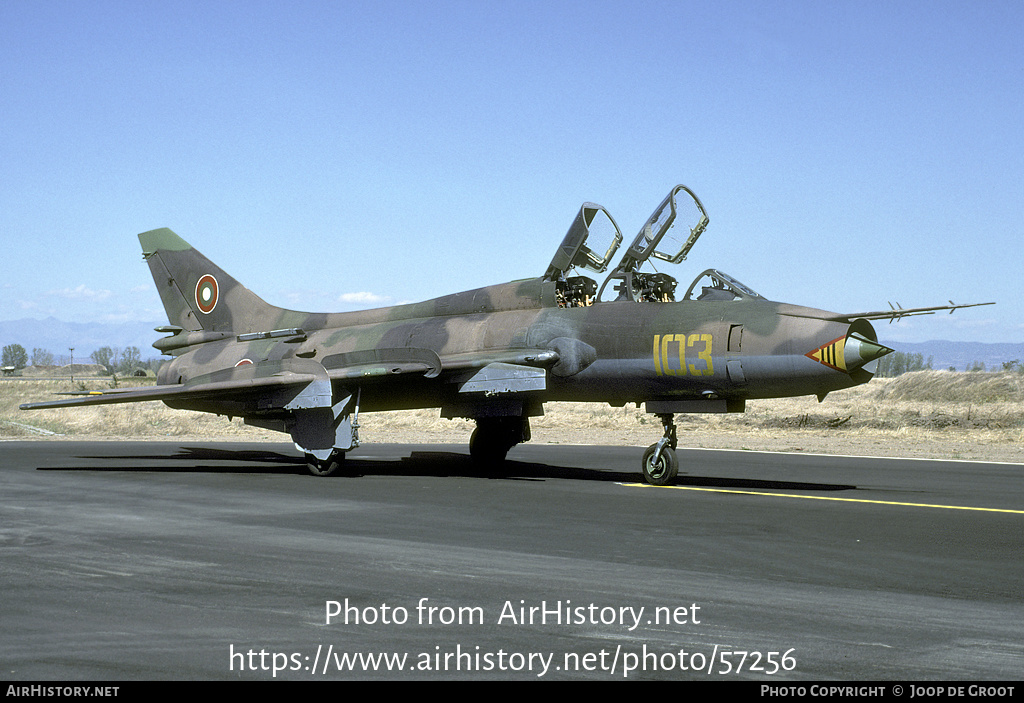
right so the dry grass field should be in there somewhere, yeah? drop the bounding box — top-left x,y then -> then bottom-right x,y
3,371 -> 1022,463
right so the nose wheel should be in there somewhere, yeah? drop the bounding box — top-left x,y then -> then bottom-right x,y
642,413 -> 679,485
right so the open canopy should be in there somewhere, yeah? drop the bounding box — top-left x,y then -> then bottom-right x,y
544,184 -> 722,306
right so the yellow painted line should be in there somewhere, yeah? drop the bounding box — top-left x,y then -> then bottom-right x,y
621,483 -> 1024,514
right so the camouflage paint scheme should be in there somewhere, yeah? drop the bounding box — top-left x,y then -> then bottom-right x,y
22,185 -> 990,483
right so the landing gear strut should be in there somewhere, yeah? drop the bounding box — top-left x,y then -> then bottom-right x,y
642,413 -> 678,485
470,416 -> 530,467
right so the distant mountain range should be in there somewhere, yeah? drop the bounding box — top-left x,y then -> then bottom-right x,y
1,317 -> 1021,371
881,340 -> 1024,372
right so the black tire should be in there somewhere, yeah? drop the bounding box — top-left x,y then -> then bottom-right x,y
642,443 -> 678,486
469,427 -> 511,467
306,451 -> 345,477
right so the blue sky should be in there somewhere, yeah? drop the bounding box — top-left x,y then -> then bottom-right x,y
2,1 -> 1021,345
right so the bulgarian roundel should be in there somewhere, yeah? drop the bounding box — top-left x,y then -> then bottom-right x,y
195,274 -> 219,314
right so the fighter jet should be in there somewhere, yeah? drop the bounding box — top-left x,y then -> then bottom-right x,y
21,185 -> 993,484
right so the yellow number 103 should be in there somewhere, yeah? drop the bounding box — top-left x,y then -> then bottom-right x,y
653,333 -> 714,376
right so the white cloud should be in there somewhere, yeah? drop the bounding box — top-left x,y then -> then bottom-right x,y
45,284 -> 113,301
274,289 -> 393,311
337,292 -> 390,305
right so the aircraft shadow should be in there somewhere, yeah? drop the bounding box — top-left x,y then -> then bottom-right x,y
38,447 -> 305,475
38,445 -> 858,491
674,476 -> 856,492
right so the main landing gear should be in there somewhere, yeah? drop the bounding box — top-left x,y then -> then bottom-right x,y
294,389 -> 360,477
305,450 -> 346,477
470,416 -> 530,467
642,413 -> 679,486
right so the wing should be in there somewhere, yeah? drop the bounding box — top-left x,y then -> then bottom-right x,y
20,348 -> 561,411
780,300 -> 995,324
20,358 -> 332,411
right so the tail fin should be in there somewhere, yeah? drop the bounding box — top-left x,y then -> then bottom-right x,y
139,228 -> 284,333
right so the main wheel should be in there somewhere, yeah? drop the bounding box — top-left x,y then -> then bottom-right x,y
469,416 -> 530,469
642,443 -> 678,486
306,451 -> 345,477
469,427 -> 511,467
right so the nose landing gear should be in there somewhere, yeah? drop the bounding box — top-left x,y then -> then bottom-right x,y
642,413 -> 678,485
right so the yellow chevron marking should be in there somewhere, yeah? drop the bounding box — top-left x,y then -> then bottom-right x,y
806,336 -> 847,371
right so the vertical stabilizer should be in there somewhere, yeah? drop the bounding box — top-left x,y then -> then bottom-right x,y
138,228 -> 282,333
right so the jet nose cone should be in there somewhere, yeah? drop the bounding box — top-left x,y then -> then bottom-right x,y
845,334 -> 893,370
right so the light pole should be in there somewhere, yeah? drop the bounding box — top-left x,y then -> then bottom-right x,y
69,347 -> 74,384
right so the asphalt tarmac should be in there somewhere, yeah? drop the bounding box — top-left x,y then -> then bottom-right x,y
2,440 -> 1022,680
